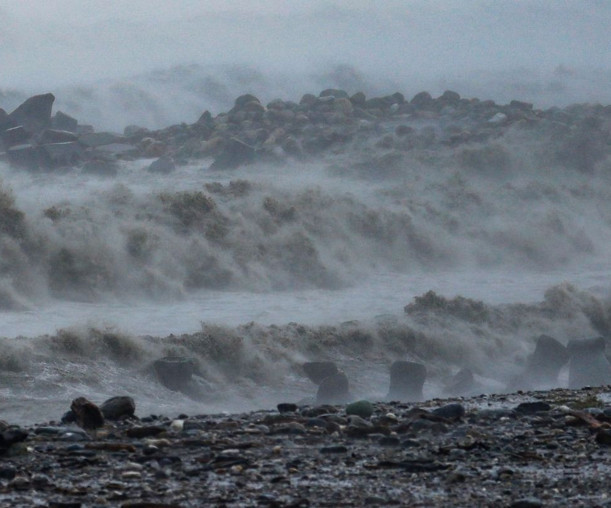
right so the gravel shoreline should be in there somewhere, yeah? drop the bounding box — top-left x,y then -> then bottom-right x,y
1,386 -> 610,507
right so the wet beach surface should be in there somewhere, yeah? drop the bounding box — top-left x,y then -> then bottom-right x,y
1,386 -> 610,507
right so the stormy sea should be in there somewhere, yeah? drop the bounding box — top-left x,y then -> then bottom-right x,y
0,1 -> 610,424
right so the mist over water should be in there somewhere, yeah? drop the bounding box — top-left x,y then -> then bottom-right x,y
0,1 -> 611,423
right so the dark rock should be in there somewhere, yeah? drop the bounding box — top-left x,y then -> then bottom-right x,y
320,89 -> 349,99
8,93 -> 55,134
432,403 -> 465,421
595,429 -> 611,446
387,361 -> 426,401
567,337 -> 611,389
346,400 -> 374,418
350,92 -> 366,106
100,396 -> 136,420
514,401 -> 551,414
320,445 -> 348,454
61,410 -> 76,424
153,356 -> 195,391
410,91 -> 433,107
2,126 -> 30,147
148,155 -> 175,173
0,428 -> 28,453
39,129 -> 78,144
0,108 -> 16,131
302,361 -> 339,385
233,94 -> 261,110
123,124 -> 149,138
277,403 -> 298,413
70,397 -> 105,432
509,100 -> 534,111
518,334 -> 569,389
316,372 -> 350,404
439,90 -> 461,103
0,465 -> 16,480
509,498 -> 543,508
210,137 -> 256,170
299,94 -> 318,107
51,111 -> 78,132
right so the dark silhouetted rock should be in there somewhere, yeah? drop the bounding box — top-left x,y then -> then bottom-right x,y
439,90 -> 461,104
303,361 -> 339,385
154,356 -> 195,391
70,397 -> 105,432
42,142 -> 84,166
100,396 -> 136,421
522,335 -> 569,388
148,155 -> 175,173
350,92 -> 366,106
432,403 -> 465,421
567,337 -> 611,389
210,137 -> 256,170
51,111 -> 78,132
79,131 -> 126,148
0,428 -> 28,454
0,108 -> 16,131
2,126 -> 30,148
8,93 -> 55,134
387,361 -> 426,401
233,94 -> 261,110
410,91 -> 433,107
320,89 -> 349,99
317,371 -> 350,404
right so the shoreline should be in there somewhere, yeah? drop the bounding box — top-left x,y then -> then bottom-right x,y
1,386 -> 610,507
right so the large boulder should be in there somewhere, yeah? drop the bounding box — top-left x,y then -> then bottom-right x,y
70,397 -> 105,431
523,335 -> 569,388
387,360 -> 427,401
8,93 -> 55,134
1,126 -> 30,148
51,111 -> 78,132
567,337 -> 611,389
100,396 -> 136,420
210,137 -> 256,170
316,371 -> 350,405
302,361 -> 339,385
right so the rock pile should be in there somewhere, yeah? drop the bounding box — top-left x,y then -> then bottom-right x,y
2,88 -> 609,175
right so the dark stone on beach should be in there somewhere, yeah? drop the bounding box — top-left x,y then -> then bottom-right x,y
70,397 -> 104,432
514,401 -> 551,414
316,372 -> 350,404
595,429 -> 611,446
299,94 -> 317,107
100,396 -> 136,420
350,92 -> 366,106
2,126 -> 30,147
302,361 -> 339,385
567,337 -> 611,389
320,445 -> 348,454
510,498 -> 543,508
210,137 -> 256,170
432,403 -> 465,421
0,428 -> 28,453
439,90 -> 461,104
346,400 -> 374,418
8,93 -> 55,134
51,111 -> 78,132
48,501 -> 83,508
509,100 -> 534,111
61,410 -> 76,424
277,403 -> 298,413
0,465 -> 16,480
387,361 -> 426,401
148,155 -> 175,173
154,356 -> 195,391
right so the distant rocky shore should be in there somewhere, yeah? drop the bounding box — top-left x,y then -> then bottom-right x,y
1,386 -> 610,507
1,87 -> 609,176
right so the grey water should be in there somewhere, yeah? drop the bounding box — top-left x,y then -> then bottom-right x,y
0,0 -> 610,423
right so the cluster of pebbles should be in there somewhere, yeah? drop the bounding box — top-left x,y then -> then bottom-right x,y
1,86 -> 610,175
0,386 -> 610,507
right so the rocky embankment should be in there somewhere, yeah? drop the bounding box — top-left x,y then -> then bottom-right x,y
1,88 -> 610,175
0,387 -> 610,507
